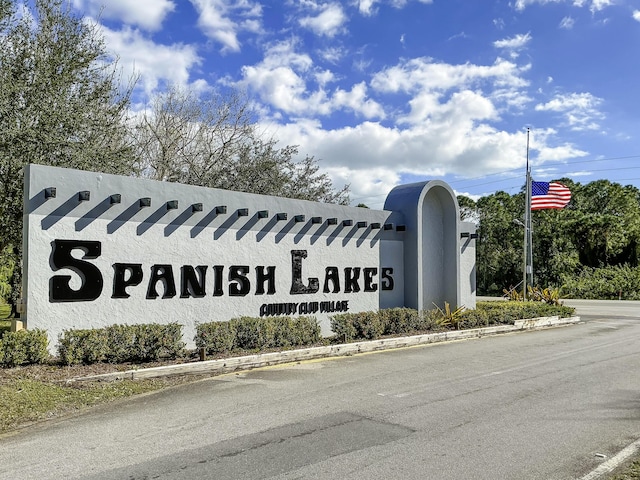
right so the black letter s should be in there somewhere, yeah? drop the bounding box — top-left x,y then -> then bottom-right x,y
50,240 -> 103,302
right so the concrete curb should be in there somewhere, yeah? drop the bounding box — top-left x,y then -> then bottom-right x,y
68,316 -> 581,383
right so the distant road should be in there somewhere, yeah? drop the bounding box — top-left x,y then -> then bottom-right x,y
563,298 -> 640,318
2,300 -> 640,479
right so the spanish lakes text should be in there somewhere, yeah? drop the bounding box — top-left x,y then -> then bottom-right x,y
48,240 -> 395,316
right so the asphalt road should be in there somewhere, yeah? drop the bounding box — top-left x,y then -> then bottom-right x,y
2,301 -> 640,480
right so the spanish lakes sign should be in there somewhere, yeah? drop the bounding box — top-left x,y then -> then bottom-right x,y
22,164 -> 475,351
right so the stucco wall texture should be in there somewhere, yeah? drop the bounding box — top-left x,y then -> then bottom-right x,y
23,164 -> 476,351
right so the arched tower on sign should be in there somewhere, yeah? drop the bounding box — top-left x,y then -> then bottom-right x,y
384,180 -> 461,311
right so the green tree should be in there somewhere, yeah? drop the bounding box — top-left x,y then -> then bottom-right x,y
457,195 -> 477,222
0,0 -> 136,307
133,85 -> 349,204
566,180 -> 640,267
526,177 -> 580,287
530,208 -> 580,287
475,191 -> 524,294
473,177 -> 640,298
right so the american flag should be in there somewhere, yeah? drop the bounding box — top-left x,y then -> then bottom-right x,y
531,181 -> 571,210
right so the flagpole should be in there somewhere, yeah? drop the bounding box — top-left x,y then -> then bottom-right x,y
523,128 -> 532,300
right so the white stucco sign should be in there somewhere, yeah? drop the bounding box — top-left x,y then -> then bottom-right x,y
22,164 -> 476,350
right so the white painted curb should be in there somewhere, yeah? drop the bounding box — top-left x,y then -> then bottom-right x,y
69,316 -> 581,383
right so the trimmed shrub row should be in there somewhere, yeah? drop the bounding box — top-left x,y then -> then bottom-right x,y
0,301 -> 575,367
195,316 -> 321,355
473,301 -> 575,322
331,307 -> 437,342
0,329 -> 49,367
58,323 -> 185,366
330,302 -> 576,342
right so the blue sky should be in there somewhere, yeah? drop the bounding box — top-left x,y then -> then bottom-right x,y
69,0 -> 640,208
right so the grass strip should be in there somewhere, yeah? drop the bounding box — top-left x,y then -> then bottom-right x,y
610,459 -> 640,480
0,377 -> 166,434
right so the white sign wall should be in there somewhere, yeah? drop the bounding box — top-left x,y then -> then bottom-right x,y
23,165 -> 413,350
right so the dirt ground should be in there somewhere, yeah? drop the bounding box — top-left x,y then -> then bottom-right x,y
0,355 -> 210,388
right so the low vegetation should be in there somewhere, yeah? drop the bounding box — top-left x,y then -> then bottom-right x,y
610,459 -> 640,480
0,300 -> 575,434
58,323 -> 185,366
195,316 -> 321,356
0,330 -> 49,367
0,301 -> 575,370
560,265 -> 640,300
330,301 -> 574,342
0,373 -> 172,433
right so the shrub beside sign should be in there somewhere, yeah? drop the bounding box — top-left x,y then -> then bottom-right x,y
22,164 -> 476,351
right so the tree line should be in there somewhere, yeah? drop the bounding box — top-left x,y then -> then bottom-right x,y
459,178 -> 640,299
0,0 -> 348,309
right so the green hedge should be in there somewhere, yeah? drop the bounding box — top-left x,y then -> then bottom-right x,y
330,302 -> 576,342
195,316 -> 321,355
561,265 -> 640,300
0,329 -> 49,367
58,323 -> 185,366
1,301 -> 575,367
331,308 -> 441,342
473,301 -> 574,322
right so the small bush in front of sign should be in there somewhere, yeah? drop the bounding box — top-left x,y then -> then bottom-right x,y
473,301 -> 573,324
0,329 -> 49,367
287,316 -> 321,346
103,324 -> 185,363
331,303 -> 576,343
231,317 -> 273,350
352,311 -> 384,340
330,313 -> 358,342
58,329 -> 107,366
58,323 -> 185,366
195,317 -> 321,355
195,321 -> 236,355
378,308 -> 421,335
432,302 -> 466,330
457,309 -> 491,328
332,309 -> 427,341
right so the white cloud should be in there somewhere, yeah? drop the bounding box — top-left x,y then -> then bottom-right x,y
583,0 -> 613,13
333,82 -> 386,118
513,0 -> 562,10
239,39 -> 384,118
356,0 -> 433,16
536,144 -> 588,162
400,90 -> 497,126
315,70 -> 335,86
299,3 -> 347,37
286,121 -> 529,208
370,57 -> 529,97
559,16 -> 575,29
72,0 -> 175,31
101,26 -> 201,95
494,32 -> 531,50
513,0 -> 612,12
491,88 -> 532,110
633,10 -> 640,22
494,32 -> 531,59
365,57 -> 533,130
357,0 -> 378,16
190,0 -> 263,53
535,92 -> 604,131
319,46 -> 346,63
